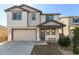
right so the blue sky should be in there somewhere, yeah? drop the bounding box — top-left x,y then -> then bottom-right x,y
0,4 -> 79,26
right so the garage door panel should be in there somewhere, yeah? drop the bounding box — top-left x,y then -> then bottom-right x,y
13,30 -> 36,41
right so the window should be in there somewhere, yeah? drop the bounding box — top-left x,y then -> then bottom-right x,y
32,13 -> 36,20
46,28 -> 50,35
73,18 -> 79,23
46,15 -> 54,21
12,12 -> 22,20
51,29 -> 55,35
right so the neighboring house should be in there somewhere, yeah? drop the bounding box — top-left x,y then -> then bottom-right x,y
5,4 -> 65,42
59,16 -> 79,39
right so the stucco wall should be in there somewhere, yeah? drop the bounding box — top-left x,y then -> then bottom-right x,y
59,17 -> 69,36
8,28 -> 12,41
41,15 -> 46,23
54,15 -> 60,21
7,12 -> 28,28
28,12 -> 40,26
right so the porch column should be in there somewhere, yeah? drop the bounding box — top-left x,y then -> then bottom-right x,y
61,27 -> 64,36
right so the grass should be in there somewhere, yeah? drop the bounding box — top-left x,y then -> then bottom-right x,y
31,42 -> 62,55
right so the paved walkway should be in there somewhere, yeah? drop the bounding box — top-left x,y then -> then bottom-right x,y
0,41 -> 35,55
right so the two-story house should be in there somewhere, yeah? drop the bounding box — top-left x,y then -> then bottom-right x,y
5,4 -> 65,42
59,16 -> 79,39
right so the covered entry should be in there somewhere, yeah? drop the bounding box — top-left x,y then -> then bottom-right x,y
37,20 -> 65,42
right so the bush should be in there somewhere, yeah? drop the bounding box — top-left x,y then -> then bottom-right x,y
72,27 -> 79,54
58,36 -> 71,47
73,47 -> 79,54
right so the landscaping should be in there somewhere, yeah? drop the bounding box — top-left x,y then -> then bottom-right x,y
31,42 -> 62,55
72,27 -> 79,54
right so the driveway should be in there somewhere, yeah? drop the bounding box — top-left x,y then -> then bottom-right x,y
0,41 -> 35,55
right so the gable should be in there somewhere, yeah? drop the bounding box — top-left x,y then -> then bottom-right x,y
20,6 -> 36,11
19,4 -> 42,13
43,21 -> 60,26
37,20 -> 65,28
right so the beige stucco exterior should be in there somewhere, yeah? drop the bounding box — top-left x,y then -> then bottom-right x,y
28,12 -> 41,26
59,16 -> 79,39
6,4 -> 62,42
59,17 -> 69,36
7,12 -> 28,28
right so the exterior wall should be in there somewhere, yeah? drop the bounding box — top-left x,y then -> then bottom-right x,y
40,15 -> 60,23
7,12 -> 28,28
8,8 -> 25,11
59,17 -> 69,36
69,17 -> 79,39
69,17 -> 79,25
41,15 -> 46,23
8,28 -> 12,41
45,29 -> 59,42
54,15 -> 60,21
59,17 -> 79,39
21,6 -> 37,11
28,12 -> 41,26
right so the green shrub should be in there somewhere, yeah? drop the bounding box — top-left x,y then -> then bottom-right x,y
73,47 -> 79,54
58,36 -> 71,47
72,27 -> 79,54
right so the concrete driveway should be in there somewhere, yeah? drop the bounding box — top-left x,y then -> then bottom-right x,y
0,41 -> 35,55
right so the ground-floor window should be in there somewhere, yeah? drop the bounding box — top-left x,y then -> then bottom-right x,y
51,29 -> 56,35
46,28 -> 50,35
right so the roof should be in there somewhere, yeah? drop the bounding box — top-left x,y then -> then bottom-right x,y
5,4 -> 42,13
37,20 -> 65,28
19,4 -> 42,13
42,13 -> 61,15
5,4 -> 62,15
5,6 -> 30,12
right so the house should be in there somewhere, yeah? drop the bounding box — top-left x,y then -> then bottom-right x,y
5,4 -> 65,42
59,16 -> 79,39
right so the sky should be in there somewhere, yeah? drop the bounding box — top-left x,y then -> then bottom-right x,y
0,4 -> 79,26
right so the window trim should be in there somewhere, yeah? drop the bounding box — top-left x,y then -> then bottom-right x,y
46,15 -> 54,21
46,28 -> 50,35
12,12 -> 22,20
31,13 -> 36,20
73,18 -> 79,23
51,28 -> 56,35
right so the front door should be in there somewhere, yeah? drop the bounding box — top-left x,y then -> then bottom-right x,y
40,29 -> 45,41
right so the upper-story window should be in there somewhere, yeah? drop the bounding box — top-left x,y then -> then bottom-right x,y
73,18 -> 79,23
31,13 -> 36,20
12,12 -> 22,20
46,15 -> 54,21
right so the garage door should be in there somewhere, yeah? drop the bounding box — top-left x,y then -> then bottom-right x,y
13,29 -> 36,41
